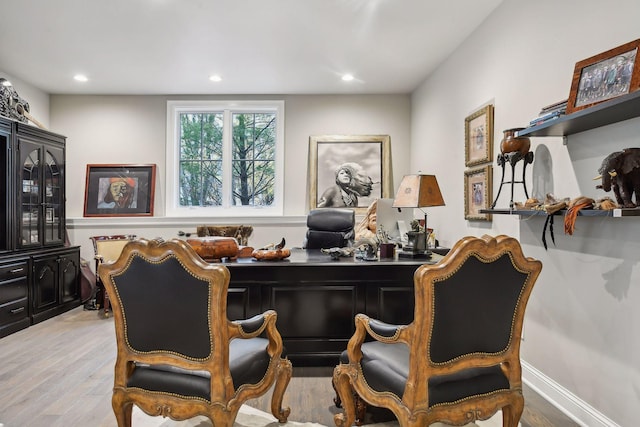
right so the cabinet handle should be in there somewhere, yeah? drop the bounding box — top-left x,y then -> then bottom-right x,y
10,267 -> 25,274
10,307 -> 25,314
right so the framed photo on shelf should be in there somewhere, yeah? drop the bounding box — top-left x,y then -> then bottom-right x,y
83,164 -> 156,217
464,104 -> 494,167
308,135 -> 392,213
464,165 -> 492,221
566,38 -> 640,114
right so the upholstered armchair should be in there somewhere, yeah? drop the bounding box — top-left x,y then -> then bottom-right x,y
98,238 -> 292,427
333,234 -> 542,427
90,234 -> 136,315
304,208 -> 355,249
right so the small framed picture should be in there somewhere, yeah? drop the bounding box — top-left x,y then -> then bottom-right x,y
83,164 -> 156,217
464,165 -> 492,221
566,38 -> 640,114
464,104 -> 494,167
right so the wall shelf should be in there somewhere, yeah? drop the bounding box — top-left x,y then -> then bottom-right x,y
517,90 -> 640,138
480,208 -> 640,217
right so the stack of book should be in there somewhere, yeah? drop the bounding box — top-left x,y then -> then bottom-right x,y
528,99 -> 567,127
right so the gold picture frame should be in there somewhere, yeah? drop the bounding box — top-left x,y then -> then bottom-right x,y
464,104 -> 494,167
308,135 -> 392,214
464,165 -> 492,221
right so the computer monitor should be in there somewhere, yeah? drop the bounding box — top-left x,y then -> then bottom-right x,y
375,198 -> 415,244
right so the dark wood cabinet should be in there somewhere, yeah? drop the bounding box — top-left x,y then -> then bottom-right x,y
0,117 -> 79,337
31,247 -> 80,324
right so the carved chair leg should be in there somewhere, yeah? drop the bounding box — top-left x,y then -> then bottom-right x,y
502,397 -> 524,427
332,377 -> 342,408
270,358 -> 292,423
332,368 -> 367,426
112,398 -> 133,427
332,365 -> 357,427
103,286 -> 111,316
354,393 -> 367,426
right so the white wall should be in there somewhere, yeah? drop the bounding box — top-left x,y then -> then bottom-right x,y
49,94 -> 411,262
411,0 -> 639,425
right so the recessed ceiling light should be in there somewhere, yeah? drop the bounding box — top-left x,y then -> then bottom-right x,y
209,75 -> 222,82
341,74 -> 354,82
74,74 -> 88,82
0,79 -> 12,87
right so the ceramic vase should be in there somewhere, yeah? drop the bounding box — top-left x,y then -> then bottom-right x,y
500,128 -> 531,155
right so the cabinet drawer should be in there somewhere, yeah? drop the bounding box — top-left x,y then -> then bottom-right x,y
0,261 -> 28,281
0,276 -> 29,304
0,297 -> 29,324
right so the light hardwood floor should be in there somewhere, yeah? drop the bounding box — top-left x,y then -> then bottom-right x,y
0,307 -> 579,427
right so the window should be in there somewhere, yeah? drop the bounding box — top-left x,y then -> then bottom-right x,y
166,101 -> 284,217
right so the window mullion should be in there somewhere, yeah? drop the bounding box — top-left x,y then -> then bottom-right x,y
222,110 -> 233,208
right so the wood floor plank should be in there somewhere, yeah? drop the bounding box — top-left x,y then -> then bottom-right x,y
0,307 -> 579,427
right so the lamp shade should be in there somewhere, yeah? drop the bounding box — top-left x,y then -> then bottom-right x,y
392,175 -> 445,208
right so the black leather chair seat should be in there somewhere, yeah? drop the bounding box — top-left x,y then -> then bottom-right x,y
128,337 -> 271,401
341,341 -> 510,407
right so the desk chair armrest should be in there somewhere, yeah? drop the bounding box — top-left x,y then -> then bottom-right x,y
367,318 -> 407,340
232,313 -> 269,335
347,314 -> 411,364
229,310 -> 285,359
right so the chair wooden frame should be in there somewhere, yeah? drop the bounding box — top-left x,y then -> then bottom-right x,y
98,238 -> 292,427
333,235 -> 542,427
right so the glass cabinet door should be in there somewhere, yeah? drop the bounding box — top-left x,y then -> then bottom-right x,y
19,142 -> 41,248
43,147 -> 64,245
18,142 -> 65,248
0,124 -> 11,252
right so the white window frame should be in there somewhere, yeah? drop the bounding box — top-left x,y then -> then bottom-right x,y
166,100 -> 285,217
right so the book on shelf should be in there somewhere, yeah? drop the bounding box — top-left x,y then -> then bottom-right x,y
529,110 -> 563,126
538,99 -> 568,115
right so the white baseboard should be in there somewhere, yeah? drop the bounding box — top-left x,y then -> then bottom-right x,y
521,360 -> 620,427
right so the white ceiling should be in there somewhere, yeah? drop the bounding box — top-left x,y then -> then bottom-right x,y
0,0 -> 502,95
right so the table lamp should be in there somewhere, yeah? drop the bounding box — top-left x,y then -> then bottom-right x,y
392,174 -> 445,258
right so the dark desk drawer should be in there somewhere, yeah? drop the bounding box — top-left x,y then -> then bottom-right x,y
0,297 -> 29,324
0,276 -> 29,304
0,261 -> 28,281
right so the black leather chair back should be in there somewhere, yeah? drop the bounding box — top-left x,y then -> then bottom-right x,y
112,255 -> 212,358
429,253 -> 528,363
304,208 -> 355,249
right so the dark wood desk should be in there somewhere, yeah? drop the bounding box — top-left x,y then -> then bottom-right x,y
220,249 -> 442,366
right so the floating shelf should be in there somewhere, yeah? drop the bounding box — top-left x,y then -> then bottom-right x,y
517,90 -> 640,138
481,208 -> 640,217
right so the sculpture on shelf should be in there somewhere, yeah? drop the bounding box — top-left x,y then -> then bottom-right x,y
492,128 -> 534,209
594,148 -> 640,208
